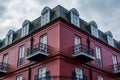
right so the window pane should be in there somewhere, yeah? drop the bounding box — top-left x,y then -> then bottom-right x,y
39,67 -> 46,78
3,54 -> 8,64
75,68 -> 83,79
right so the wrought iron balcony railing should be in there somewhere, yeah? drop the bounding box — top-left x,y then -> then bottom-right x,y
112,63 -> 120,77
26,43 -> 50,61
0,62 -> 9,74
73,44 -> 95,62
96,58 -> 102,67
18,58 -> 24,66
34,76 -> 83,80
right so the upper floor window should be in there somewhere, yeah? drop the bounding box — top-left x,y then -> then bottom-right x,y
18,45 -> 25,66
70,8 -> 80,27
98,76 -> 103,80
74,35 -> 81,45
17,75 -> 22,80
3,54 -> 8,64
75,67 -> 83,79
41,7 -> 51,26
96,46 -> 102,67
21,20 -> 30,37
112,54 -> 118,72
40,34 -> 47,53
6,30 -> 15,45
90,21 -> 99,38
105,31 -> 114,47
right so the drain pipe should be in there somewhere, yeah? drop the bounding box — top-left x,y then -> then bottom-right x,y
28,36 -> 33,80
28,67 -> 31,80
87,36 -> 93,80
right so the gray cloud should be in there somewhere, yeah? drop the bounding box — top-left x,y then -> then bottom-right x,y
0,0 -> 120,41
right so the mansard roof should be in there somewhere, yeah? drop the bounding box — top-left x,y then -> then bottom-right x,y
0,5 -> 120,51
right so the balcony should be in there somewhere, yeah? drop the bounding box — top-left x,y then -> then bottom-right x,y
34,76 -> 83,80
112,63 -> 120,77
73,44 -> 95,62
26,43 -> 50,61
0,62 -> 8,74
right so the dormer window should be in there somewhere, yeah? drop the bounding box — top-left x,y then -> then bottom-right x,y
90,21 -> 99,38
21,20 -> 30,37
6,30 -> 15,45
106,31 -> 114,47
70,8 -> 80,27
41,7 -> 51,26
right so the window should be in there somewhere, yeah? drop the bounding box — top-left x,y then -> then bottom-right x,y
112,55 -> 118,72
107,35 -> 114,47
98,76 -> 103,80
74,36 -> 81,54
38,67 -> 46,79
6,30 -> 14,45
3,54 -> 8,64
17,75 -> 22,80
91,25 -> 99,38
21,21 -> 29,37
40,35 -> 47,53
106,31 -> 114,47
96,46 -> 102,67
41,7 -> 50,26
18,45 -> 24,66
75,68 -> 83,79
70,8 -> 80,27
74,36 -> 81,46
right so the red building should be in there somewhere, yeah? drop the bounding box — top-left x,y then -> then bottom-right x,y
0,5 -> 120,80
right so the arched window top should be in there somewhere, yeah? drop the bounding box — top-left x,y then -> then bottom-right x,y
105,31 -> 113,38
41,7 -> 51,14
22,19 -> 31,27
6,30 -> 15,45
7,30 -> 15,36
70,8 -> 79,16
89,21 -> 98,28
69,8 -> 80,27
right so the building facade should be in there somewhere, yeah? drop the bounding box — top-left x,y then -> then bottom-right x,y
0,5 -> 120,80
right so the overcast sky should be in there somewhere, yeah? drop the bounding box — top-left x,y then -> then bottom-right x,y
0,0 -> 120,40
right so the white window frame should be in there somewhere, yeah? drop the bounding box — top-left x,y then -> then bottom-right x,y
19,45 -> 25,59
75,67 -> 83,79
107,35 -> 114,47
21,23 -> 29,37
96,46 -> 102,66
74,36 -> 81,54
3,54 -> 8,64
38,67 -> 46,79
91,25 -> 99,38
71,12 -> 80,27
40,35 -> 47,53
112,54 -> 118,72
98,76 -> 103,80
17,75 -> 22,80
96,46 -> 101,60
41,10 -> 50,26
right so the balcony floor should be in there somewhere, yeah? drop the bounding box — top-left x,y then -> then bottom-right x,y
26,51 -> 49,61
73,52 -> 95,62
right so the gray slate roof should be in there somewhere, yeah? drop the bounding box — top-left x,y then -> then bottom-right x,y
0,5 -> 120,51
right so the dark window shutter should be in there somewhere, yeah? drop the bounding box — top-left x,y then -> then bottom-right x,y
34,74 -> 38,80
83,75 -> 87,80
72,72 -> 76,80
46,71 -> 50,80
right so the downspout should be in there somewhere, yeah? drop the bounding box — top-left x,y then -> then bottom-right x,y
87,36 -> 93,80
28,67 -> 31,80
28,36 -> 33,80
